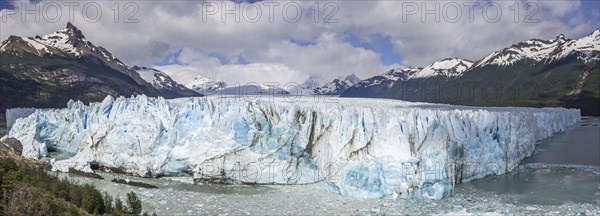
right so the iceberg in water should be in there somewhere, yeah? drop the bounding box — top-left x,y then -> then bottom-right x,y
5,95 -> 579,199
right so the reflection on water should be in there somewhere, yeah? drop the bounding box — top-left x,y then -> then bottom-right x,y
468,117 -> 600,205
470,166 -> 600,205
523,117 -> 600,166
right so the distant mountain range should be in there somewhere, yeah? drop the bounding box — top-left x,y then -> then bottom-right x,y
184,73 -> 362,96
1,23 -> 598,116
310,74 -> 362,95
186,75 -> 227,93
342,30 -> 600,116
0,22 -> 200,113
185,75 -> 292,95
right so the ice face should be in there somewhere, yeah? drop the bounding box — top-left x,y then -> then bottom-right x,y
6,108 -> 37,129
6,95 -> 580,199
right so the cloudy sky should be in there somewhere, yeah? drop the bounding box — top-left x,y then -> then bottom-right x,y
1,0 -> 598,85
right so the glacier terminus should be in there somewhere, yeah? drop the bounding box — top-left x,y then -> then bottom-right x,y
4,95 -> 580,200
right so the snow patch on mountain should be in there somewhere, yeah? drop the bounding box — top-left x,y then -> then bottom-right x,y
35,29 -> 82,56
186,75 -> 294,95
298,76 -> 328,95
412,58 -> 474,78
132,66 -> 179,89
312,74 -> 362,95
568,29 -> 600,52
219,83 -> 290,95
475,30 -> 600,67
6,95 -> 580,200
560,29 -> 600,64
1,23 -> 88,57
348,67 -> 421,90
382,67 -> 421,81
349,58 -> 473,90
0,22 -> 129,67
186,75 -> 227,93
19,37 -> 49,54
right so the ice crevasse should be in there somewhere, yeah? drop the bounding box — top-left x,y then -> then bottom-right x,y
5,95 -> 580,199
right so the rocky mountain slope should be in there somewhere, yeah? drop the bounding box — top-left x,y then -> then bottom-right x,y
0,22 -> 200,113
132,66 -> 199,97
185,75 -> 227,93
343,30 -> 600,116
185,73 -> 362,96
297,74 -> 362,95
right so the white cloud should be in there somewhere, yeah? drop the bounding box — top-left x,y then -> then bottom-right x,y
330,0 -> 596,66
243,32 -> 395,81
1,0 -> 597,82
154,48 -> 308,85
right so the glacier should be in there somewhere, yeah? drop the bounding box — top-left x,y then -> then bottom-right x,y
5,95 -> 580,199
5,108 -> 36,129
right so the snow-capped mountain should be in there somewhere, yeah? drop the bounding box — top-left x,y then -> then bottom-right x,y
0,22 -> 141,82
302,74 -> 361,95
186,75 -> 227,93
219,84 -> 290,95
351,67 -> 421,89
412,58 -> 474,78
475,30 -> 600,67
132,66 -> 199,97
382,67 -> 421,81
186,74 -> 292,95
1,22 -> 91,57
0,22 -> 200,113
342,29 -> 600,116
349,58 -> 472,91
299,76 -> 328,94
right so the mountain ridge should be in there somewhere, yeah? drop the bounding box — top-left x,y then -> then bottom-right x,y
0,22 -> 200,113
342,29 -> 600,116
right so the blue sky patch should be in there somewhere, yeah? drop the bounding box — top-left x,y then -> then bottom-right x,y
343,33 -> 403,66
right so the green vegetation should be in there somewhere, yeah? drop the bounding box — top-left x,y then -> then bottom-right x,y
0,158 -> 153,215
126,191 -> 143,215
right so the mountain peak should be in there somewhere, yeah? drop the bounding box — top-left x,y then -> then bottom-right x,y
62,22 -> 86,41
66,22 -> 77,30
412,58 -> 473,78
344,74 -> 361,83
554,34 -> 568,43
473,30 -> 600,67
591,29 -> 600,37
0,22 -> 96,57
186,74 -> 226,92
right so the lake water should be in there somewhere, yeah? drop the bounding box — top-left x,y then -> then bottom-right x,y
466,117 -> 600,206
